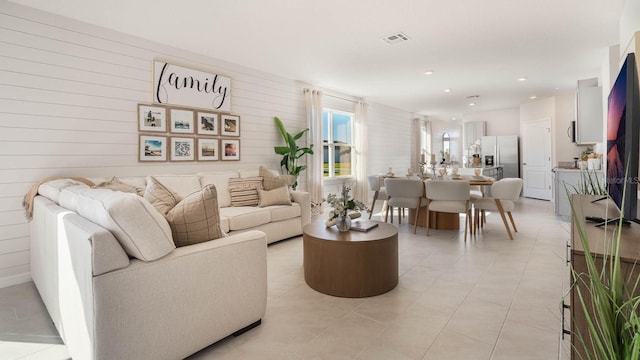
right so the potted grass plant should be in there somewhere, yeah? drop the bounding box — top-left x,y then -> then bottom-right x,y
273,116 -> 314,190
567,170 -> 640,359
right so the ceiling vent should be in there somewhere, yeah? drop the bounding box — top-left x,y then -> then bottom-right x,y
382,32 -> 409,44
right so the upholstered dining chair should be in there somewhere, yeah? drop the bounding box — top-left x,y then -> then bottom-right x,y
384,178 -> 426,234
367,175 -> 390,219
472,178 -> 523,240
424,180 -> 472,241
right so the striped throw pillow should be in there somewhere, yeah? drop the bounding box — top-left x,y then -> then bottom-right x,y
228,176 -> 263,206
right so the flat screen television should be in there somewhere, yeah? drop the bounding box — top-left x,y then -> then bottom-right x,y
604,52 -> 640,225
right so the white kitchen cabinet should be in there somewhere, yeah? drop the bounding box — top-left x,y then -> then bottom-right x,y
554,169 -> 605,219
575,79 -> 603,145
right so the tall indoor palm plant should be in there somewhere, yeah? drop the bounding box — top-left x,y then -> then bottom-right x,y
273,116 -> 313,190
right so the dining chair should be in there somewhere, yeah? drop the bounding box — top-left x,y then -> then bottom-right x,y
424,180 -> 472,241
472,178 -> 523,240
367,175 -> 390,219
384,178 -> 426,234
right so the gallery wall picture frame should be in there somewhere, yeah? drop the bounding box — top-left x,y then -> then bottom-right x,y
196,112 -> 219,136
169,108 -> 195,134
221,114 -> 240,137
139,135 -> 167,162
170,137 -> 195,161
138,104 -> 167,132
197,138 -> 219,161
221,139 -> 240,161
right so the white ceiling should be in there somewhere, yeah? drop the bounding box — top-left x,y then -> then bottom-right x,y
10,0 -> 626,120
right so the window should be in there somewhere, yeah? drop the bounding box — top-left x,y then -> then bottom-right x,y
322,109 -> 353,177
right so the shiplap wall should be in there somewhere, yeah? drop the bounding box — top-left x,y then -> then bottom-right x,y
0,2 -> 414,287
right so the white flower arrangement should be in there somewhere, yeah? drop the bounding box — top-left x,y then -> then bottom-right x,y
323,184 -> 369,221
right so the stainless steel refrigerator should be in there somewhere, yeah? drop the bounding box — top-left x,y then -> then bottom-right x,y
481,135 -> 520,178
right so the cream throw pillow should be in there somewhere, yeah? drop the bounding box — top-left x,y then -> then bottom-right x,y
258,186 -> 292,207
228,176 -> 263,206
259,166 -> 296,191
144,176 -> 182,215
166,184 -> 226,247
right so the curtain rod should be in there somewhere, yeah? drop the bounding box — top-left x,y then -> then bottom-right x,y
304,88 -> 360,103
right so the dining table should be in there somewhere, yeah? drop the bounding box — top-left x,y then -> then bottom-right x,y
407,175 -> 495,230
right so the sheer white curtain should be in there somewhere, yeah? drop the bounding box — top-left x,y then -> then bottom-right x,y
304,89 -> 324,205
354,100 -> 368,203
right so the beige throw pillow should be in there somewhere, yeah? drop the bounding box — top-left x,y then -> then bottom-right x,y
258,186 -> 292,207
166,184 -> 226,247
228,176 -> 263,206
93,177 -> 145,196
259,166 -> 296,191
144,176 -> 182,215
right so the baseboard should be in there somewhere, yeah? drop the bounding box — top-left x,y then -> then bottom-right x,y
0,272 -> 31,289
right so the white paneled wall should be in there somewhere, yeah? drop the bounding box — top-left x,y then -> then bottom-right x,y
0,2 -> 415,287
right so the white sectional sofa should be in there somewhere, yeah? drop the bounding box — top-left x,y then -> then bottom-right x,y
29,168 -> 311,360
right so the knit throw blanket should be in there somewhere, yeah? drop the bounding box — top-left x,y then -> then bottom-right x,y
23,177 -> 95,221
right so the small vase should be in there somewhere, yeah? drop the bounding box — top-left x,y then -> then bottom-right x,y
335,214 -> 351,232
472,157 -> 481,166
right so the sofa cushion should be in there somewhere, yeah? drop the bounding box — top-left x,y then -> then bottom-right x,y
144,176 -> 182,215
228,177 -> 263,207
165,184 -> 226,247
72,187 -> 175,261
219,207 -> 270,231
38,179 -> 90,203
93,177 -> 145,196
219,216 -> 230,233
259,166 -> 295,191
199,171 -> 240,208
152,175 -> 202,198
59,184 -> 91,212
257,186 -> 292,207
268,202 -> 302,222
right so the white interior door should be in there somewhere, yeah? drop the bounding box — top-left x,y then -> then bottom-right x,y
522,119 -> 552,200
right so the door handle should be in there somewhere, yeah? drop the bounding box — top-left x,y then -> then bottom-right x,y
523,163 -> 527,166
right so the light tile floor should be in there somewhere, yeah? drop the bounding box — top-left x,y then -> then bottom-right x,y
0,198 -> 572,359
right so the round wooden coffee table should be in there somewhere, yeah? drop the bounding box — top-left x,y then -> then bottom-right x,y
303,221 -> 398,298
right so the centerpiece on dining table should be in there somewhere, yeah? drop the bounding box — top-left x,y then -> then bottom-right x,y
324,184 -> 369,231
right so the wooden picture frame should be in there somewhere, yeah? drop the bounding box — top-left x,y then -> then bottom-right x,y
169,108 -> 195,134
221,114 -> 240,137
197,138 -> 219,161
196,112 -> 219,136
139,135 -> 167,161
138,104 -> 167,132
221,139 -> 240,161
170,137 -> 195,161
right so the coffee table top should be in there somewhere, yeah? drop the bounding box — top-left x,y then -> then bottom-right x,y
303,220 -> 397,243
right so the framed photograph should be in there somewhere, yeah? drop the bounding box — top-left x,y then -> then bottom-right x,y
170,137 -> 195,161
221,114 -> 240,137
138,104 -> 167,132
196,112 -> 219,135
221,139 -> 240,161
169,108 -> 195,134
139,135 -> 167,162
197,138 -> 219,161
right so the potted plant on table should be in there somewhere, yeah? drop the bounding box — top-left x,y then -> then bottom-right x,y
273,117 -> 313,190
324,184 -> 369,231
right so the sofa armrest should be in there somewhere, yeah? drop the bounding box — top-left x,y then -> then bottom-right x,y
290,190 -> 311,227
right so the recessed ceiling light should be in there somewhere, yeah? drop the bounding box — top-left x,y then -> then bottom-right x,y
468,102 -> 476,106
424,70 -> 434,75
443,88 -> 452,93
452,117 -> 457,121
518,77 -> 528,82
529,95 -> 537,99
